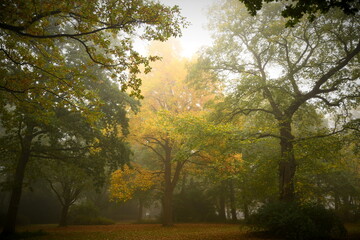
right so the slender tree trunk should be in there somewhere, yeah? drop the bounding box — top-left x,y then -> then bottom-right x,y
59,204 -> 70,227
278,120 -> 296,201
334,192 -> 339,211
228,180 -> 237,222
162,146 -> 174,226
219,193 -> 226,222
2,124 -> 34,236
137,198 -> 143,223
243,202 -> 249,221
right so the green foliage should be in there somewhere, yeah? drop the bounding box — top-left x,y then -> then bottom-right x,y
0,0 -> 187,98
238,0 -> 359,27
191,0 -> 360,202
68,202 -> 114,225
174,184 -> 219,222
251,202 -> 347,240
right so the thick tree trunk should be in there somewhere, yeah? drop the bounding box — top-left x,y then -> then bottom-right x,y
162,189 -> 173,226
2,124 -> 34,236
59,204 -> 70,227
278,121 -> 296,201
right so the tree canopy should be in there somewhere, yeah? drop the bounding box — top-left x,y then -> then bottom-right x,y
191,0 -> 360,201
239,0 -> 359,26
0,0 -> 187,98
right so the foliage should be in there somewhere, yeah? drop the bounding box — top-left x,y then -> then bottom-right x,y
68,202 -> 114,225
128,40 -> 215,226
174,184 -> 219,223
192,0 -> 360,201
238,0 -> 359,26
109,164 -> 156,203
0,33 -> 138,234
293,133 -> 360,221
70,216 -> 114,226
251,201 -> 347,240
0,0 -> 187,98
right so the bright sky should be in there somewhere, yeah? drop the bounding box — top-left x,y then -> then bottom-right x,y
135,0 -> 217,58
160,0 -> 216,58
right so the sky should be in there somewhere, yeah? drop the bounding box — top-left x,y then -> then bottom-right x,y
160,0 -> 217,58
135,0 -> 217,58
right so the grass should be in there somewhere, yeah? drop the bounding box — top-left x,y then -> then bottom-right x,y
4,222 -> 360,240
14,223 -> 266,240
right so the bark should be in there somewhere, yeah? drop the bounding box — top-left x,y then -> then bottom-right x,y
243,203 -> 249,221
2,124 -> 34,236
59,204 -> 70,227
334,193 -> 339,211
162,143 -> 174,226
137,198 -> 143,223
218,193 -> 226,222
278,120 -> 296,201
228,180 -> 237,222
162,189 -> 173,226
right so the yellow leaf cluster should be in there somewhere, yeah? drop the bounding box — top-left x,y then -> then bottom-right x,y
109,164 -> 156,202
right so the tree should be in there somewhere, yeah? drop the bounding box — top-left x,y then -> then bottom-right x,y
44,161 -> 92,227
0,0 -> 186,97
109,164 -> 157,222
130,40 -> 208,226
293,132 -> 360,220
238,0 -> 359,26
191,0 -> 360,201
0,50 -> 136,235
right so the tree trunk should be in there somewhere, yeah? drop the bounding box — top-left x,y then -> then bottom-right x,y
162,189 -> 173,226
162,145 -> 174,226
219,193 -> 226,222
243,202 -> 249,221
334,192 -> 339,211
2,124 -> 34,236
59,204 -> 70,227
278,120 -> 296,201
228,180 -> 237,222
137,198 -> 143,223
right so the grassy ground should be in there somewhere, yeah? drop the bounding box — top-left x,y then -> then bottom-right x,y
5,222 -> 360,240
14,223 -> 266,240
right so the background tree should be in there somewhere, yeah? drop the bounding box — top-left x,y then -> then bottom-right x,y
190,0 -> 360,201
239,0 -> 359,26
44,161 -> 92,227
129,40 -> 209,226
109,164 -> 157,222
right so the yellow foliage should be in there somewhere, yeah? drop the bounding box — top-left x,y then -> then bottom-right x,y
109,164 -> 157,202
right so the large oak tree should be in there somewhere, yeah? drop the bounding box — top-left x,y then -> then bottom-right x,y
191,0 -> 360,201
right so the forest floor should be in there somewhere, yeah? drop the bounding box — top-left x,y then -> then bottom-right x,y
9,222 -> 360,240
11,223 -> 270,240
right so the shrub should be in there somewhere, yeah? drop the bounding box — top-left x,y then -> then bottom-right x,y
250,201 -> 346,240
174,186 -> 219,222
70,216 -> 114,225
68,202 -> 114,225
